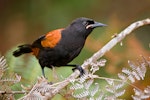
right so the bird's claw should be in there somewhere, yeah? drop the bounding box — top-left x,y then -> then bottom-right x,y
72,65 -> 85,77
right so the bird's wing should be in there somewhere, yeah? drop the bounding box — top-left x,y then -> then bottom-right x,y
41,28 -> 64,48
31,28 -> 64,56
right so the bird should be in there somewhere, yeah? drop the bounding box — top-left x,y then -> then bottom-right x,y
13,17 -> 106,77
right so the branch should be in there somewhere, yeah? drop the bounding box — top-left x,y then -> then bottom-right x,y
0,91 -> 26,94
19,18 -> 150,100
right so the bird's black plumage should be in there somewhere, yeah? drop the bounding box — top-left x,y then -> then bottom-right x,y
13,17 -> 106,77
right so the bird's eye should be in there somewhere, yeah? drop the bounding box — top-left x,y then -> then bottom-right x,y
87,20 -> 94,24
83,20 -> 94,26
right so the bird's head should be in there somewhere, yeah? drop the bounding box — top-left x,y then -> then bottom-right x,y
68,17 -> 107,38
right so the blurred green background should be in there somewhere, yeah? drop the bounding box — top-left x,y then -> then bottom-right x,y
0,0 -> 150,99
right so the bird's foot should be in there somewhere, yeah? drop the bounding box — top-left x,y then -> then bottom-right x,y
72,65 -> 85,77
48,82 -> 53,85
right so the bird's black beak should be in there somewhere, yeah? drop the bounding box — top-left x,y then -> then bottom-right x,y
86,21 -> 107,29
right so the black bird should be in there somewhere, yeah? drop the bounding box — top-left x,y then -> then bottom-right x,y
13,17 -> 106,77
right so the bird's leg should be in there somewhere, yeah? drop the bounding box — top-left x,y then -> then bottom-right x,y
66,64 -> 85,77
51,66 -> 59,81
42,67 -> 46,78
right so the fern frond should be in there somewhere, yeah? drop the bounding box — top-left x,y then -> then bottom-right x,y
122,68 -> 132,76
0,56 -> 7,69
84,79 -> 94,90
132,71 -> 140,80
90,59 -> 106,74
34,83 -> 53,95
118,73 -> 127,80
70,56 -> 149,99
104,95 -> 116,100
128,60 -> 146,80
96,92 -> 104,100
105,85 -> 115,93
119,59 -> 148,83
132,86 -> 150,100
0,55 -> 21,85
19,93 -> 43,100
90,83 -> 99,97
72,90 -> 89,99
70,83 -> 84,90
0,55 -> 8,79
114,82 -> 125,90
78,74 -> 88,83
128,74 -> 135,83
0,74 -> 21,85
106,79 -> 114,85
115,90 -> 125,97
144,86 -> 150,94
89,97 -> 94,100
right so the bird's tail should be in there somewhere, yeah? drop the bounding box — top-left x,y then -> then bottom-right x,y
13,44 -> 33,57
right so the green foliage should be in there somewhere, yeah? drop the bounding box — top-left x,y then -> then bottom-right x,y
0,54 -> 21,100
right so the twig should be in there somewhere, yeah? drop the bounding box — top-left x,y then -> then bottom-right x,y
0,91 -> 26,94
19,18 -> 150,99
